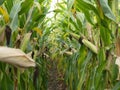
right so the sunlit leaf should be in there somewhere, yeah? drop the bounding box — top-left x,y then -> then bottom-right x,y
0,7 -> 9,23
33,27 -> 42,36
67,0 -> 75,10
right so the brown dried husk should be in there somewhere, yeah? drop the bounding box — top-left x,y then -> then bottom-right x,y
0,46 -> 36,68
115,37 -> 120,80
115,37 -> 120,56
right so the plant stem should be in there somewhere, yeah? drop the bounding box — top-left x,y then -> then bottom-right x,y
14,67 -> 18,90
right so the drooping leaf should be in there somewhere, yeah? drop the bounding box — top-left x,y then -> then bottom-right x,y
76,0 -> 99,17
10,1 -> 22,31
75,1 -> 95,24
99,0 -> 116,22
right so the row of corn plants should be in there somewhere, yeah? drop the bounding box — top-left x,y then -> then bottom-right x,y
0,0 -> 53,90
0,0 -> 120,90
47,0 -> 120,90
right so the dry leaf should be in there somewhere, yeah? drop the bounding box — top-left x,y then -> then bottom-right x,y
115,37 -> 120,56
0,46 -> 36,68
115,37 -> 120,80
115,57 -> 120,80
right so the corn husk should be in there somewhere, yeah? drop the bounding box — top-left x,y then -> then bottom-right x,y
115,37 -> 120,79
115,37 -> 120,56
0,46 -> 36,68
64,51 -> 73,56
70,32 -> 80,40
82,39 -> 98,54
70,33 -> 98,54
115,57 -> 120,80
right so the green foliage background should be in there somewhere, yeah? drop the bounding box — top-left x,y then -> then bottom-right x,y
0,0 -> 120,90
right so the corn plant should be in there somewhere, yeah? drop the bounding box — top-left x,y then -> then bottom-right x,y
0,0 -> 120,90
47,0 -> 120,90
0,0 -> 51,90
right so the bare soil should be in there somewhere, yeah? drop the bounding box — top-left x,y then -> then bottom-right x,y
48,60 -> 67,90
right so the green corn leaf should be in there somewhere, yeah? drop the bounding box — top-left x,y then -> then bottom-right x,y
0,26 -> 5,45
78,45 -> 87,66
112,81 -> 120,90
111,64 -> 119,81
0,73 -> 13,90
95,61 -> 107,89
0,0 -> 5,5
77,0 -> 99,16
10,1 -> 23,31
76,0 -> 100,24
4,0 -> 13,14
67,0 -> 75,10
97,48 -> 106,64
100,26 -> 112,46
77,51 -> 92,90
20,33 -> 31,51
76,12 -> 85,27
19,0 -> 33,15
99,0 -> 116,22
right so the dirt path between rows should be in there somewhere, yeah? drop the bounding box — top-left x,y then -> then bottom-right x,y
47,60 -> 67,90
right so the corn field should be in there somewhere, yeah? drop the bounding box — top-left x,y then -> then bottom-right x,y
0,0 -> 120,90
